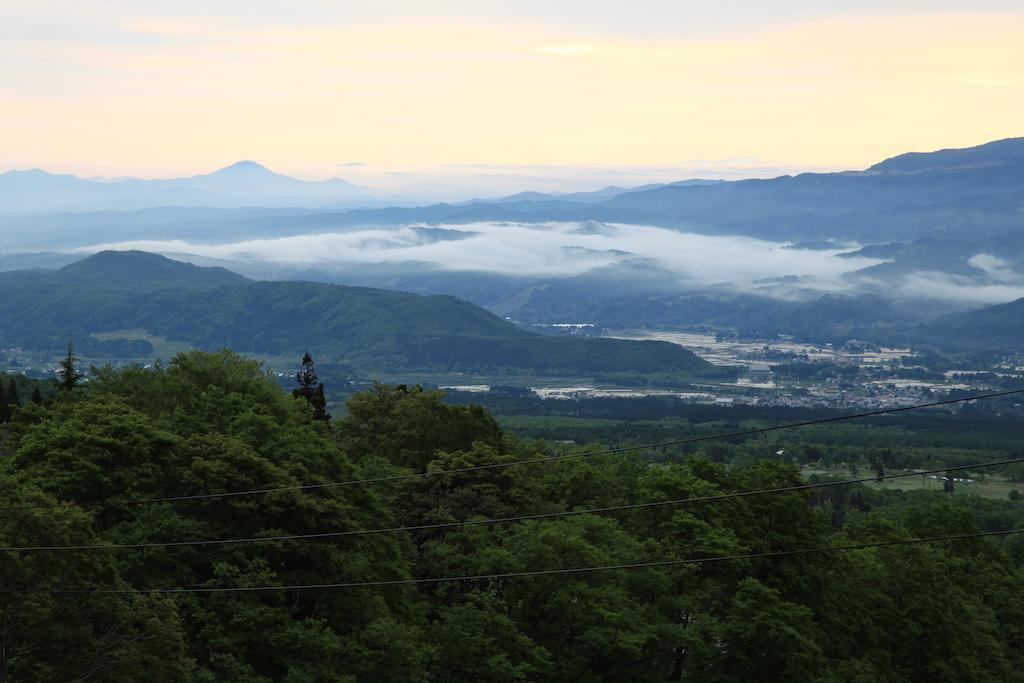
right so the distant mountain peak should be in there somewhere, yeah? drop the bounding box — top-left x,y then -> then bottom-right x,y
208,160 -> 276,176
60,250 -> 190,274
8,168 -> 51,175
58,250 -> 247,288
66,249 -> 178,266
1,168 -> 63,179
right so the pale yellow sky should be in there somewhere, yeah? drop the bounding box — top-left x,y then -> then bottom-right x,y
1,4 -> 1022,179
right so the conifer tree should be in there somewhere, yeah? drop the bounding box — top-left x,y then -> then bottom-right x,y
5,379 -> 20,422
0,381 -> 11,423
30,386 -> 44,405
58,340 -> 82,391
293,352 -> 330,421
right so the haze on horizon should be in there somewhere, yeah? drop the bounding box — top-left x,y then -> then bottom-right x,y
2,0 -> 1023,195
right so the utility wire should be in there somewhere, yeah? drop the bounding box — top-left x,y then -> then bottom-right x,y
3,528 -> 1021,595
0,457 -> 1018,553
4,387 -> 1021,513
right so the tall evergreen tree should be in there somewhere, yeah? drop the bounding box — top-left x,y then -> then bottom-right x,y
0,382 -> 11,423
29,386 -> 43,405
57,340 -> 82,392
6,379 -> 19,410
293,352 -> 330,421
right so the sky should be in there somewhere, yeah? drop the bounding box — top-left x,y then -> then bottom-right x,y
1,1 -> 1022,191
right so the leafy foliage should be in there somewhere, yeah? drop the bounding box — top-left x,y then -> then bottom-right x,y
2,350 -> 1024,680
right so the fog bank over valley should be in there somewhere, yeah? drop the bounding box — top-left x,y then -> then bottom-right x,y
68,221 -> 1024,307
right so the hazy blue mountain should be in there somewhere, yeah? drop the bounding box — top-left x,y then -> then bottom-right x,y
8,138 -> 1021,251
174,161 -> 369,201
0,251 -> 723,381
493,267 -> 923,343
221,137 -> 1024,244
241,138 -> 1024,243
0,251 -> 85,271
840,232 -> 1024,282
0,206 -> 326,251
0,198 -> 652,252
923,297 -> 1024,352
869,137 -> 1024,173
0,162 -> 384,213
600,138 -> 1024,242
465,179 -> 724,205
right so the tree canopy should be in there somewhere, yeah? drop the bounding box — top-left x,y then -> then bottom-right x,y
1,350 -> 1023,681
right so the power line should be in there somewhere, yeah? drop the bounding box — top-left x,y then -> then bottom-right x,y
4,387 -> 1021,513
1,457 -> 1018,553
3,528 -> 1020,595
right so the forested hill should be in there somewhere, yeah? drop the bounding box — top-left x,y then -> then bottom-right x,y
0,250 -> 722,379
55,249 -> 247,289
922,296 -> 1024,351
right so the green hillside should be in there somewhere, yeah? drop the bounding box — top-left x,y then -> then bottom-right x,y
924,297 -> 1024,352
0,251 -> 723,379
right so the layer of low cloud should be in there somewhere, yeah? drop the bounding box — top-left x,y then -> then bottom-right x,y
72,220 -> 879,285
895,271 -> 1024,305
967,253 -> 1021,284
69,221 -> 1024,306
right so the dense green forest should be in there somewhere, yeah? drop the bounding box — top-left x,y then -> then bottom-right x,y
2,351 -> 1024,681
445,388 -> 1024,463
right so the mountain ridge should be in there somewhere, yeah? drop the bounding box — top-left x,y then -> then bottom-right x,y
4,136 -> 1023,247
0,251 -> 723,381
0,162 -> 382,213
56,249 -> 248,290
922,295 -> 1024,352
867,137 -> 1024,174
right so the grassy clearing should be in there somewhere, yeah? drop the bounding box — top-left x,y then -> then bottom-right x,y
90,328 -> 194,358
802,465 -> 1024,500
